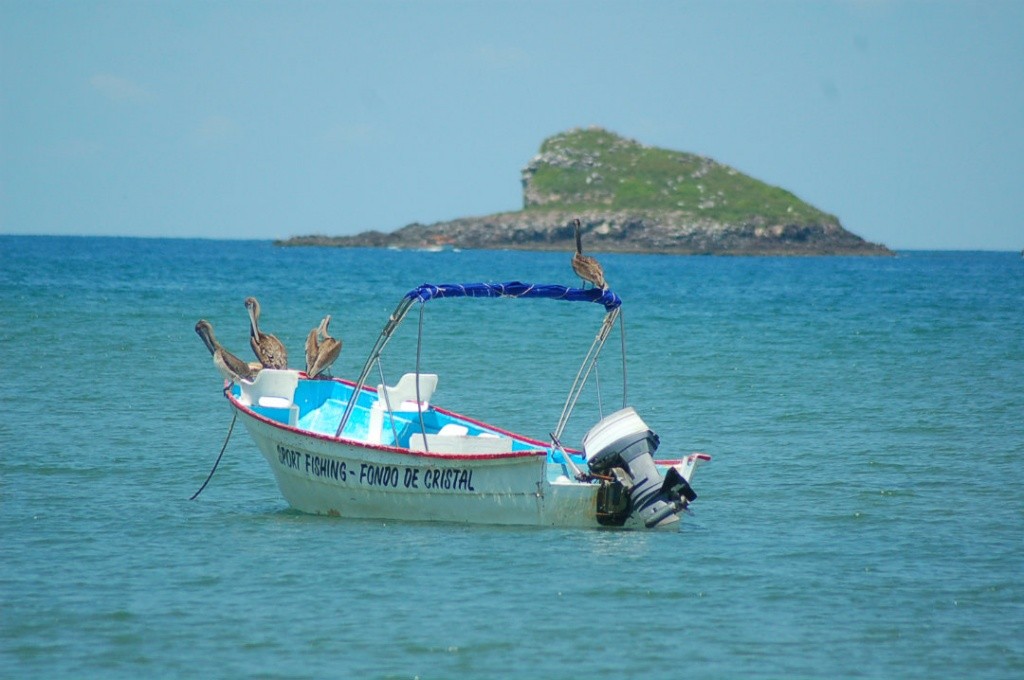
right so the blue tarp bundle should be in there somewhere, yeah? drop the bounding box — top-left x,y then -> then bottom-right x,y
403,281 -> 622,312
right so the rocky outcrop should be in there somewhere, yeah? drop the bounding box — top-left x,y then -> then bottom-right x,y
279,210 -> 890,255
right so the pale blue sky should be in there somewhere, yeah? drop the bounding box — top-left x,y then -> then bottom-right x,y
2,0 -> 1022,250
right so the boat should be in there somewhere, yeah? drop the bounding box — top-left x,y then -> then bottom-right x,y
219,281 -> 710,529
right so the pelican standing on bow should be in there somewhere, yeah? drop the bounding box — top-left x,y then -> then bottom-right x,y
304,316 -> 323,375
245,296 -> 288,369
195,319 -> 258,383
306,315 -> 342,378
571,218 -> 607,290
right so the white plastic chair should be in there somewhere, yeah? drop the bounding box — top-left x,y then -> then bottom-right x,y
238,369 -> 300,407
377,372 -> 438,412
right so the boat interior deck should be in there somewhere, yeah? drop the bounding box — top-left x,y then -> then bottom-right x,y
232,369 -> 573,458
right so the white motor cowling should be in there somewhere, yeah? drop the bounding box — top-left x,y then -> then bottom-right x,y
583,408 -> 696,528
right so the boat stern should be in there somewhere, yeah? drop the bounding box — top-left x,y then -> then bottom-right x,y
583,408 -> 710,529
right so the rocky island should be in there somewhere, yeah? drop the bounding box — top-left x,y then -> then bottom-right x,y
277,127 -> 891,256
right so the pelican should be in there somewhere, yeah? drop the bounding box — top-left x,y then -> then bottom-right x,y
195,319 -> 258,383
571,218 -> 607,289
307,315 -> 342,379
245,296 -> 288,369
304,317 -> 323,375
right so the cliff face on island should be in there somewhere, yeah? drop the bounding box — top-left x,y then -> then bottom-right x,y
278,127 -> 891,256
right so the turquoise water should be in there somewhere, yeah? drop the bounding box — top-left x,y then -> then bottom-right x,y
2,236 -> 1022,678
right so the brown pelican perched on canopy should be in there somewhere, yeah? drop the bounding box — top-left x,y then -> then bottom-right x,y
306,315 -> 342,379
571,218 -> 607,290
245,296 -> 288,369
195,319 -> 258,383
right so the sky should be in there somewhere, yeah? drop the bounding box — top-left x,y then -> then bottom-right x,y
2,1 -> 1022,250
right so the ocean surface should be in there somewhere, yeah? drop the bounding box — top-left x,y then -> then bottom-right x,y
1,235 -> 1022,679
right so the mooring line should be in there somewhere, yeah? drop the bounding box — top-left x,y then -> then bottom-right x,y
190,407 -> 238,500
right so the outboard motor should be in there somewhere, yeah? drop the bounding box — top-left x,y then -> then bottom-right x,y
583,407 -> 696,528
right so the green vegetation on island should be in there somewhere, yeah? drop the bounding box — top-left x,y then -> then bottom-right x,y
523,127 -> 836,225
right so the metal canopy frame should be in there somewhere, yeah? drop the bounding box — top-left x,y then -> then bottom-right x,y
335,282 -> 626,444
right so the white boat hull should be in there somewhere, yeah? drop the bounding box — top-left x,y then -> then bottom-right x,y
236,406 -> 606,528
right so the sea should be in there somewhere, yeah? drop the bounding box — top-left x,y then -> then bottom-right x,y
1,235 -> 1021,679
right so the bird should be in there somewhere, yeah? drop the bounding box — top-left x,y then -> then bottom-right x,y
571,218 -> 608,290
195,319 -> 258,383
306,315 -> 342,379
304,317 -> 323,375
245,296 -> 288,369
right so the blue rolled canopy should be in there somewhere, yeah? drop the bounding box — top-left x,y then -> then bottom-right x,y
403,281 -> 622,312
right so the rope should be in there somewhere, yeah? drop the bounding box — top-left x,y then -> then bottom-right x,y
190,403 -> 238,500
